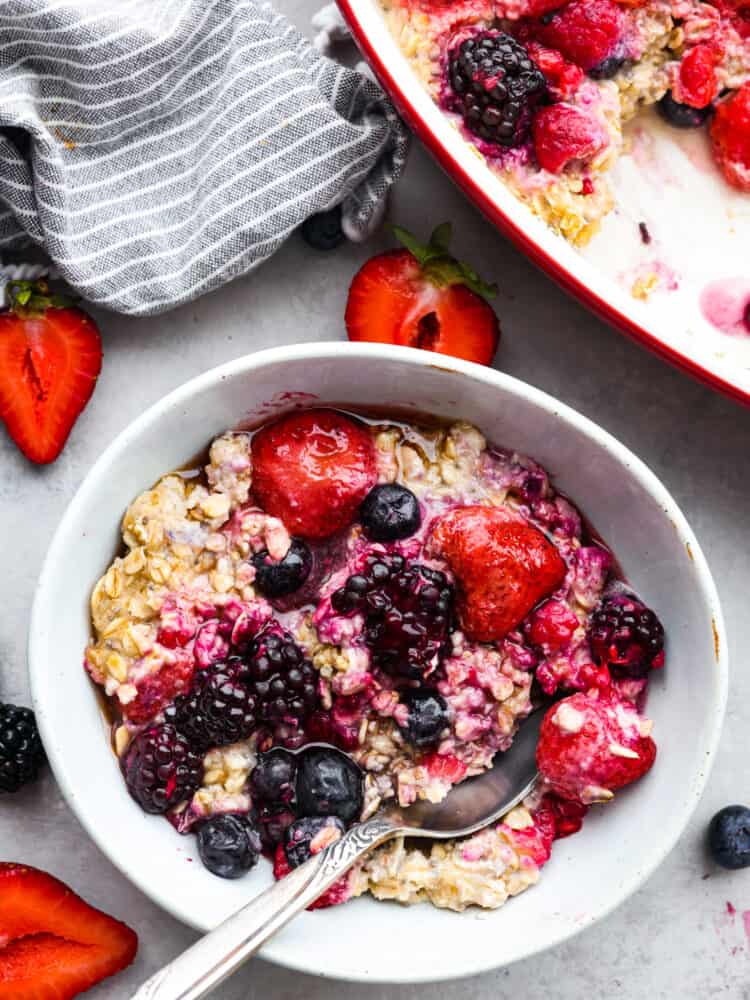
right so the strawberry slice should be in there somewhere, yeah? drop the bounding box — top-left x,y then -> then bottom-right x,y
251,408 -> 377,539
345,223 -> 500,366
431,505 -> 566,642
0,863 -> 137,998
0,279 -> 102,464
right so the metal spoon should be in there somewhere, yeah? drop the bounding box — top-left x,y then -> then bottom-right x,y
133,709 -> 542,1000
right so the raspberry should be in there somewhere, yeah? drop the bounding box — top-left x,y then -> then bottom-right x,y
445,31 -> 548,148
0,703 -> 45,794
589,593 -> 664,678
711,84 -> 750,192
244,627 -> 319,725
121,724 -> 203,814
536,689 -> 656,804
526,599 -> 579,650
526,0 -> 626,73
677,44 -> 718,109
331,552 -> 453,679
532,103 -> 607,173
524,41 -> 585,99
121,655 -> 194,725
164,659 -> 258,751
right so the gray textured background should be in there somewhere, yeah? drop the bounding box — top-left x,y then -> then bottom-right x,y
1,4 -> 749,992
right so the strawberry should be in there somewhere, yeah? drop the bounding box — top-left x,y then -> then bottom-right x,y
272,843 -> 352,909
121,653 -> 195,724
0,863 -> 137,998
710,83 -> 750,192
677,44 -> 718,108
251,408 -> 377,539
532,104 -> 607,174
536,689 -> 656,804
423,751 -> 468,785
0,279 -> 102,464
431,505 -> 566,642
345,223 -> 500,366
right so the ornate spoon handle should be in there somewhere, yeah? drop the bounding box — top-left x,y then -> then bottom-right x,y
131,817 -> 397,1000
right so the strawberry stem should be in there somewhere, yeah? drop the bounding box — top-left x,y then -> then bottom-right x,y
4,278 -> 76,316
389,223 -> 498,301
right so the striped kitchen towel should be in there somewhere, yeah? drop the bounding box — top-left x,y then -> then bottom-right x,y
0,0 -> 409,315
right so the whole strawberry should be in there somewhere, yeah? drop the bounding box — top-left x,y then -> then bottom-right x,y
0,279 -> 102,463
345,223 -> 500,366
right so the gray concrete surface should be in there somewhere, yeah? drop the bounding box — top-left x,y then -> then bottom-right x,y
1,5 -> 749,994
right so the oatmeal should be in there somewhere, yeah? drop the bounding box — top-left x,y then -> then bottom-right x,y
86,408 -> 663,909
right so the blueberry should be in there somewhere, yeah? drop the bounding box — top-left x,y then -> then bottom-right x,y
250,748 -> 297,810
588,56 -> 625,80
295,747 -> 364,824
251,539 -> 312,597
397,689 -> 450,748
708,805 -> 750,870
284,815 -> 346,868
360,483 -> 421,541
197,813 -> 262,879
300,206 -> 345,251
657,91 -> 712,128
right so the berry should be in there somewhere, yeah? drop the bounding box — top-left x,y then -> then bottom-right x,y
588,55 -> 625,79
431,505 -> 566,642
251,538 -> 312,597
677,44 -> 717,109
423,751 -> 467,785
331,552 -> 454,679
589,593 -> 664,678
708,805 -> 750,870
536,689 -> 656,804
345,223 -> 500,366
360,483 -> 421,541
251,408 -> 377,539
121,724 -> 203,815
0,279 -> 102,464
397,689 -> 450,748
283,815 -> 346,868
525,41 -> 585,99
711,84 -> 750,192
250,748 -> 297,810
164,659 -> 258,751
539,792 -> 588,838
0,702 -> 45,793
0,863 -> 137,999
300,206 -> 345,251
197,813 -> 262,879
446,31 -> 547,148
295,747 -> 364,824
526,599 -> 579,651
532,103 -> 607,173
657,91 -> 712,128
244,627 -> 319,724
527,0 -> 626,73
121,655 -> 195,725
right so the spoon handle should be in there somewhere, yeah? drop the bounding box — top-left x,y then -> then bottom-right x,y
131,817 -> 397,1000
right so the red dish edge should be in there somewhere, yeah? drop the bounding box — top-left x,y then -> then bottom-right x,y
338,0 -> 750,409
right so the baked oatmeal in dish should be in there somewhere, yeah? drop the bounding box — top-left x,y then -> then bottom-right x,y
376,0 -> 750,244
85,408 -> 664,911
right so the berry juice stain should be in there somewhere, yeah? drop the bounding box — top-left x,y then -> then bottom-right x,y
699,277 -> 750,337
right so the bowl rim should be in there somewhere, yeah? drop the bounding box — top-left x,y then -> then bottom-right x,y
28,342 -> 729,983
336,0 -> 750,410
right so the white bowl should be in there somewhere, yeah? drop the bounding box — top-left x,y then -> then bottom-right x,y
29,343 -> 727,983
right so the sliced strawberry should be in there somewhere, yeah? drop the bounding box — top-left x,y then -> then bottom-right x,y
431,505 -> 566,642
251,408 -> 377,539
710,83 -> 750,192
677,44 -> 718,108
532,104 -> 607,174
0,863 -> 137,998
423,751 -> 468,785
0,280 -> 102,464
345,224 -> 500,366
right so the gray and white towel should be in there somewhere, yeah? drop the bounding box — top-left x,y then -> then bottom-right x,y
0,0 -> 409,315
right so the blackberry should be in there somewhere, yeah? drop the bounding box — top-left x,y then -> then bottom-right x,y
589,593 -> 665,679
447,32 -> 547,148
251,539 -> 312,598
588,56 -> 626,79
331,553 -> 453,679
360,483 -> 421,541
657,90 -> 712,128
244,628 -> 319,725
197,813 -> 263,879
708,805 -> 750,870
122,724 -> 203,814
284,815 -> 346,868
250,748 -> 297,811
300,206 -> 345,251
397,689 -> 450,748
296,747 -> 364,824
0,703 -> 45,794
164,659 -> 258,752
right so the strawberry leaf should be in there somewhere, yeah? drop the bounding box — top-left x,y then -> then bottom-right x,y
390,222 -> 497,301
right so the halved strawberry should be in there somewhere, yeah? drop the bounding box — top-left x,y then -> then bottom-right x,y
251,408 -> 377,539
0,863 -> 137,998
431,505 -> 566,641
0,279 -> 102,464
345,223 -> 500,366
